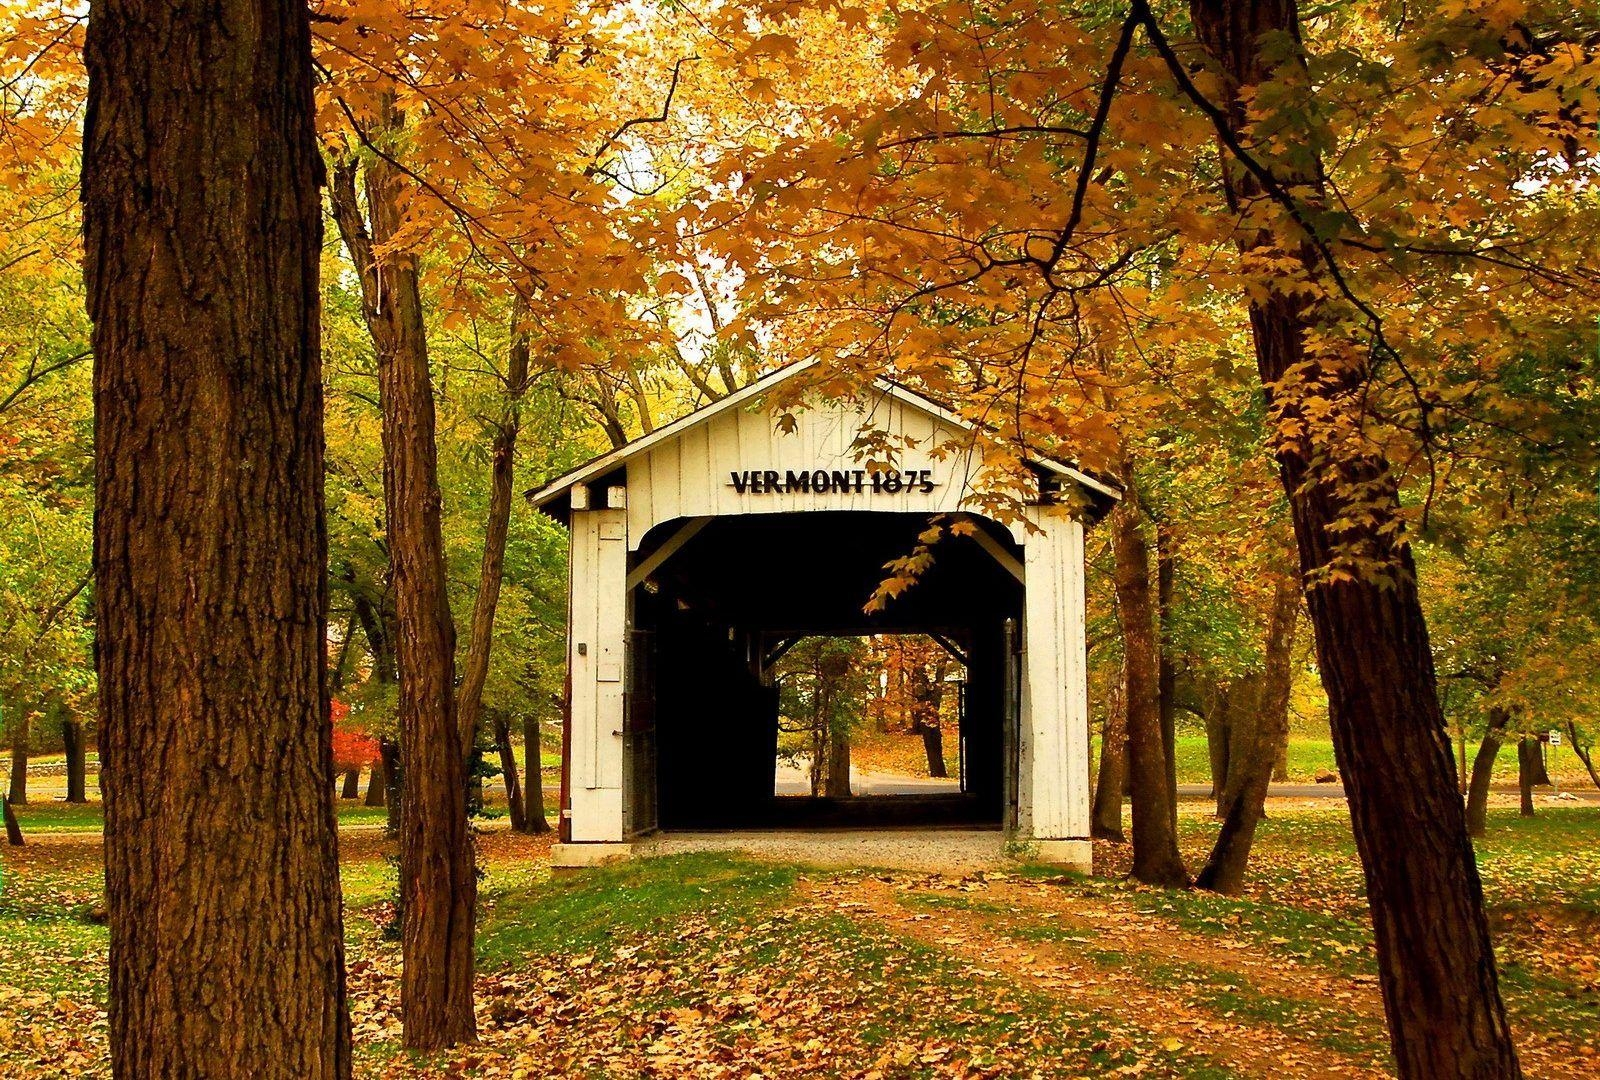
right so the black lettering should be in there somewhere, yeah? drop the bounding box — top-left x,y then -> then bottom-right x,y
730,471 -> 750,493
763,470 -> 780,493
812,469 -> 831,492
919,469 -> 935,493
831,470 -> 851,492
853,469 -> 867,492
884,470 -> 904,493
785,469 -> 811,492
870,470 -> 883,492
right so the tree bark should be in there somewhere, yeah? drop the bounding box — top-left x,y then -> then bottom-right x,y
1091,672 -> 1127,841
2,796 -> 20,846
1197,569 -> 1300,893
1567,721 -> 1600,791
1155,521 -> 1179,835
1466,708 -> 1510,838
63,718 -> 88,804
1182,1 -> 1521,1072
340,768 -> 361,799
379,737 -> 402,833
6,723 -> 25,806
330,110 -> 477,1049
82,2 -> 351,1074
825,730 -> 852,797
364,754 -> 387,807
455,304 -> 532,767
519,712 -> 551,834
1109,498 -> 1188,886
493,712 -> 527,832
1516,738 -> 1542,817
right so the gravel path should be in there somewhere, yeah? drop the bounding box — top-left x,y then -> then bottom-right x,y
638,828 -> 1012,873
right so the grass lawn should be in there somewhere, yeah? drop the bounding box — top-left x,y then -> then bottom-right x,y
3,801 -> 1597,1077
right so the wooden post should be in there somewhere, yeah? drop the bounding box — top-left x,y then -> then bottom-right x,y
1019,506 -> 1091,871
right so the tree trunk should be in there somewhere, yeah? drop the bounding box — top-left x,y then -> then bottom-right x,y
1109,499 -> 1188,886
2,796 -> 20,846
520,712 -> 550,834
493,712 -> 526,832
1567,722 -> 1600,791
1091,673 -> 1127,841
1155,521 -> 1179,835
919,721 -> 947,779
1516,738 -> 1541,817
330,108 -> 476,1049
1273,724 -> 1290,783
825,730 -> 852,797
364,754 -> 386,807
6,726 -> 25,806
454,303 -> 532,768
63,719 -> 88,804
1466,708 -> 1509,838
379,737 -> 402,833
82,2 -> 351,1073
1197,569 -> 1300,893
1182,1 -> 1520,1072
340,768 -> 361,799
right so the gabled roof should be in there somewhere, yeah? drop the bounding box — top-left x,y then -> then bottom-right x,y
524,359 -> 1122,514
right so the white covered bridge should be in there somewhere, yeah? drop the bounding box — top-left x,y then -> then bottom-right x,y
526,362 -> 1119,870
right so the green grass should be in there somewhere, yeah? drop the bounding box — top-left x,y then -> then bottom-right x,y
7,799 -> 394,834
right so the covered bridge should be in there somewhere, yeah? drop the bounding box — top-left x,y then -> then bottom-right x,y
527,362 -> 1118,870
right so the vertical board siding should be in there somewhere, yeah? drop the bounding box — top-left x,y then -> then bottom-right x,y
1022,507 -> 1091,840
567,507 -> 628,842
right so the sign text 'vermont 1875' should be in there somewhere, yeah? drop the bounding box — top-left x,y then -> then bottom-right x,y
728,468 -> 937,495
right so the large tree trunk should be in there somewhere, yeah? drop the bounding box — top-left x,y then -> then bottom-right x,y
1466,708 -> 1510,838
82,2 -> 351,1074
519,712 -> 551,834
1091,673 -> 1127,841
1197,570 -> 1300,893
6,721 -> 25,806
1109,499 -> 1188,886
340,768 -> 361,799
330,111 -> 476,1049
63,718 -> 88,804
493,712 -> 527,832
1181,2 -> 1520,1073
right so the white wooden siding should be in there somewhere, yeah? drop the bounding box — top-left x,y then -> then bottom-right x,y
625,394 -> 989,548
1020,507 -> 1091,840
567,507 -> 628,842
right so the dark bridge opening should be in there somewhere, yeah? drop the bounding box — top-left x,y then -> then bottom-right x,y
625,512 -> 1023,832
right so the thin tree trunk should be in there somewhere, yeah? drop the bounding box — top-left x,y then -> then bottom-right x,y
1109,498 -> 1188,887
364,754 -> 386,807
330,109 -> 476,1049
1181,1 -> 1520,1072
1091,673 -> 1127,841
1517,738 -> 1541,817
454,303 -> 532,767
1466,708 -> 1510,838
1567,721 -> 1600,791
825,730 -> 852,797
1197,569 -> 1300,892
1272,727 -> 1290,783
82,2 -> 350,1072
63,719 -> 88,804
3,795 -> 20,846
1155,521 -> 1179,835
6,723 -> 25,806
520,712 -> 550,834
379,737 -> 402,833
493,713 -> 526,832
919,722 -> 947,778
340,768 -> 361,800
